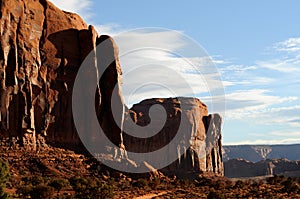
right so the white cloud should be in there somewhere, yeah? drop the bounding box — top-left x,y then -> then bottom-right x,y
220,65 -> 257,72
217,63 -> 274,88
259,37 -> 300,73
270,131 -> 300,136
95,24 -> 125,36
95,26 -> 300,143
98,28 -> 226,107
259,106 -> 300,127
202,89 -> 297,117
225,90 -> 296,111
50,0 -> 92,20
274,37 -> 300,53
257,59 -> 300,73
97,26 -> 300,137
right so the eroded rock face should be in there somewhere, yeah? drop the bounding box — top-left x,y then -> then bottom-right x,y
124,98 -> 224,176
0,0 -> 123,150
0,0 -> 223,176
204,114 -> 224,175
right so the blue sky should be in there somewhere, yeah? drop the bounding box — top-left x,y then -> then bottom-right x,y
52,0 -> 300,145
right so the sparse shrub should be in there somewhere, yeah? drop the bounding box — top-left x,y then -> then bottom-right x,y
196,176 -> 213,187
70,176 -> 89,193
31,175 -> 45,186
132,178 -> 149,188
95,183 -> 114,199
22,175 -> 45,186
149,177 -> 160,190
29,184 -> 55,199
267,175 -> 285,185
234,180 -> 244,189
119,179 -> 131,191
215,179 -> 227,190
281,177 -> 298,194
49,178 -> 70,193
179,179 -> 190,188
224,179 -> 234,190
0,159 -> 10,199
70,176 -> 114,199
207,189 -> 226,199
16,185 -> 33,198
251,180 -> 259,188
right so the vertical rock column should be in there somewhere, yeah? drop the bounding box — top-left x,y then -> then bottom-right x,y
97,35 -> 125,153
205,114 -> 224,175
0,0 -> 47,150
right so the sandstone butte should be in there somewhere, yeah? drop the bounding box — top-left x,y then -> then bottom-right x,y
0,0 -> 224,176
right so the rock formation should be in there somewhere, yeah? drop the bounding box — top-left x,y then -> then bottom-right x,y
124,98 -> 223,175
0,0 -> 223,176
224,158 -> 300,178
223,144 -> 300,162
0,0 -> 124,150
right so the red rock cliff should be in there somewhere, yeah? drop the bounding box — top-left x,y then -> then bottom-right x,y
0,0 -> 223,176
0,0 -> 123,150
124,98 -> 224,176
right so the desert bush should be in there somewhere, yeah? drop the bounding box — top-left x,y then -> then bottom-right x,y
0,159 -> 10,199
70,176 -> 114,199
207,189 -> 226,199
22,175 -> 45,186
281,177 -> 298,194
214,179 -> 227,190
234,180 -> 244,189
119,179 -> 131,191
132,178 -> 149,188
16,185 -> 33,198
196,176 -> 213,187
29,184 -> 55,199
95,183 -> 114,199
149,178 -> 161,190
267,175 -> 285,185
49,178 -> 70,193
224,179 -> 234,190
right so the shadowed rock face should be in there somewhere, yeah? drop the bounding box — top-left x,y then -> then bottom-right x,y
0,0 -> 223,176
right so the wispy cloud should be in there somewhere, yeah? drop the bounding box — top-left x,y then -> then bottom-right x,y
51,0 -> 93,20
274,37 -> 300,53
99,28 -> 226,106
260,106 -> 300,127
202,90 -> 297,119
257,59 -> 300,73
95,26 -> 300,137
270,130 -> 300,136
212,37 -> 300,133
95,24 -> 126,36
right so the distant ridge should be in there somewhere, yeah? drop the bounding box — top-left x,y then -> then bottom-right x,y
223,144 -> 300,162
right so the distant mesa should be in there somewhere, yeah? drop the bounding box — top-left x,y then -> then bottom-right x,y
0,0 -> 223,177
224,158 -> 300,178
223,144 -> 300,162
223,144 -> 300,178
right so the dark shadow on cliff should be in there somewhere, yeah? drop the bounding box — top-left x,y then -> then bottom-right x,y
46,29 -> 91,153
47,29 -> 124,154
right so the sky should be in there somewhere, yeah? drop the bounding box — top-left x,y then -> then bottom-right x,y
52,0 -> 300,145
